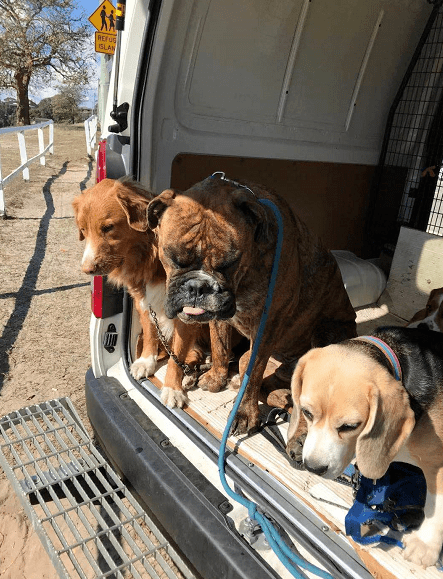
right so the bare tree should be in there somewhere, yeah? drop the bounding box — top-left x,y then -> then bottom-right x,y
0,0 -> 93,125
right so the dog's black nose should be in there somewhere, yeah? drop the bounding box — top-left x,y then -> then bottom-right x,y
418,322 -> 430,331
304,461 -> 328,476
186,277 -> 212,298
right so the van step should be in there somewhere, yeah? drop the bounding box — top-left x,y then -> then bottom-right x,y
0,397 -> 194,579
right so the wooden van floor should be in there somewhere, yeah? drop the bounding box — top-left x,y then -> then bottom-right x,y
148,302 -> 441,579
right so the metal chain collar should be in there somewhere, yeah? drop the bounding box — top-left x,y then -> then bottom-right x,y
148,305 -> 194,376
211,171 -> 257,197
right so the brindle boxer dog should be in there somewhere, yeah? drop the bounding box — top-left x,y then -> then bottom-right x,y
147,174 -> 357,435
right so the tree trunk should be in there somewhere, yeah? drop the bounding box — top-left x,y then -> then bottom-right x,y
15,73 -> 30,126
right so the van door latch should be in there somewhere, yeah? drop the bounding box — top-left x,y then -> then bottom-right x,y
103,324 -> 118,352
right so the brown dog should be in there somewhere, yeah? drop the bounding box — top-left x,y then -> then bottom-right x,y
407,287 -> 443,332
147,174 -> 357,434
72,178 -> 229,407
286,326 -> 443,568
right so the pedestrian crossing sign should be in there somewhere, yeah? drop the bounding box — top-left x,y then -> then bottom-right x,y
88,1 -> 117,36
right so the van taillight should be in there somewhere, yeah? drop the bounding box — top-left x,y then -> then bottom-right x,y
91,275 -> 124,318
96,139 -> 107,183
91,276 -> 104,318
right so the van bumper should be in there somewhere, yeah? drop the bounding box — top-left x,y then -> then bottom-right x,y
85,368 -> 278,579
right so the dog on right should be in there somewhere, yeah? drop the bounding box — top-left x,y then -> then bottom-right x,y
286,326 -> 443,568
407,287 -> 443,332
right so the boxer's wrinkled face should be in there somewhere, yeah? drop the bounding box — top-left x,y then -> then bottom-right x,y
147,183 -> 270,323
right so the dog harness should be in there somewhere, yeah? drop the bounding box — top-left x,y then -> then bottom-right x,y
345,462 -> 427,549
352,335 -> 402,381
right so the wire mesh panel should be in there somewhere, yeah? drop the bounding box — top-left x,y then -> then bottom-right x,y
395,2 -> 443,234
0,398 -> 194,579
367,1 -> 443,255
428,167 -> 443,234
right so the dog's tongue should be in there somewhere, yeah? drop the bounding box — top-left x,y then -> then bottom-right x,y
183,306 -> 206,315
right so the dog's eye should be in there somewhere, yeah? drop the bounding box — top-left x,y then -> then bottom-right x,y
171,257 -> 193,269
337,422 -> 361,433
101,224 -> 114,234
216,256 -> 241,272
301,408 -> 313,421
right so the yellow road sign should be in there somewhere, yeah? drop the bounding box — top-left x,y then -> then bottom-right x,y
95,31 -> 117,55
89,1 -> 117,35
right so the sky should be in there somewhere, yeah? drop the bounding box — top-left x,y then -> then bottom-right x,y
79,0 -> 105,18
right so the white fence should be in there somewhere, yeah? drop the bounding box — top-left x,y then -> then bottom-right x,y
0,120 -> 54,218
84,115 -> 98,156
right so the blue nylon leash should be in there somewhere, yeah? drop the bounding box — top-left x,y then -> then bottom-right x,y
214,189 -> 334,579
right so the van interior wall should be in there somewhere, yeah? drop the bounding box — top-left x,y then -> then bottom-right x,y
170,154 -> 376,256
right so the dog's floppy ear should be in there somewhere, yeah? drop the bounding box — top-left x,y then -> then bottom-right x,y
147,189 -> 176,229
231,189 -> 271,243
72,195 -> 85,241
116,181 -> 154,232
286,355 -> 307,444
356,382 -> 415,480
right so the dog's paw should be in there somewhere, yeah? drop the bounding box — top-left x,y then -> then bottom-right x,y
287,433 -> 306,463
286,433 -> 306,469
182,373 -> 198,391
130,355 -> 158,380
198,368 -> 227,393
403,531 -> 442,568
229,406 -> 260,437
228,373 -> 241,390
160,387 -> 189,408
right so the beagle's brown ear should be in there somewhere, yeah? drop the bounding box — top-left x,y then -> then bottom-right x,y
286,356 -> 306,444
147,189 -> 176,229
116,181 -> 154,232
356,381 -> 415,480
72,195 -> 85,241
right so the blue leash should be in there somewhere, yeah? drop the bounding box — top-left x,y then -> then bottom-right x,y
217,197 -> 334,579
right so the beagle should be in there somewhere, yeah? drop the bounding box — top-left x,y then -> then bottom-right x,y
407,287 -> 443,332
286,326 -> 443,568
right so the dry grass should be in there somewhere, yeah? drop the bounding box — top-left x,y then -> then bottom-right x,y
0,124 -> 89,215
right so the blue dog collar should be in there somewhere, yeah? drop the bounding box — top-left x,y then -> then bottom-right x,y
353,336 -> 402,381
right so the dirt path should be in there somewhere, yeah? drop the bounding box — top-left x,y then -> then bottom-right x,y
0,124 -> 96,578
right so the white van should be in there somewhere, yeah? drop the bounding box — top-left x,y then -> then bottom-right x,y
87,2 -> 441,578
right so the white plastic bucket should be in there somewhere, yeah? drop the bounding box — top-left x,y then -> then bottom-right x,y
331,250 -> 387,309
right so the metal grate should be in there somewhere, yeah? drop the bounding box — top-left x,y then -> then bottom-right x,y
368,1 -> 443,254
0,397 -> 194,579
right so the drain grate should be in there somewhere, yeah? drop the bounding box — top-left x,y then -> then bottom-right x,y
0,397 -> 194,579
